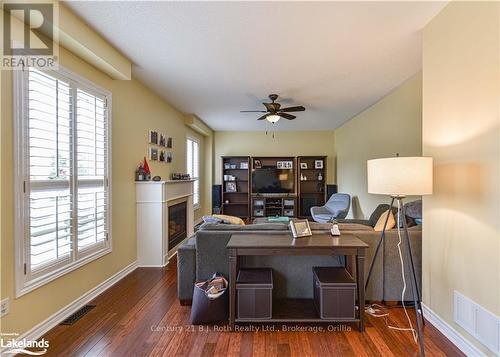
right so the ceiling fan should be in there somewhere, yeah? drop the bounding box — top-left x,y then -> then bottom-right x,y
240,94 -> 305,123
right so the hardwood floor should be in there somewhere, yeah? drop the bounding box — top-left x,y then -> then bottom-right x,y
42,258 -> 464,357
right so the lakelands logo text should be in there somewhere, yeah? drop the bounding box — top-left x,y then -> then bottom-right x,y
1,334 -> 49,355
2,0 -> 59,70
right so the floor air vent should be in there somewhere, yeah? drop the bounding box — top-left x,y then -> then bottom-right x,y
60,305 -> 96,325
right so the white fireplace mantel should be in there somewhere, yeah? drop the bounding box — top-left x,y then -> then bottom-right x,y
136,180 -> 194,267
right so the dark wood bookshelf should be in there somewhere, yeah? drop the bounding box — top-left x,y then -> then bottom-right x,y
221,156 -> 251,219
297,156 -> 327,218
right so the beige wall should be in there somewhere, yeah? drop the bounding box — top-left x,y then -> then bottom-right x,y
335,74 -> 423,218
213,131 -> 336,184
1,47 -> 210,336
422,1 -> 500,354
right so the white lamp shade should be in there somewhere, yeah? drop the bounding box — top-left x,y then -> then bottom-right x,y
367,157 -> 433,196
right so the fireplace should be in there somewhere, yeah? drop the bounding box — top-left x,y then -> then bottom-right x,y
168,201 -> 187,250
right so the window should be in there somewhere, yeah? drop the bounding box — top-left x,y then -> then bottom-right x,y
186,137 -> 200,208
14,67 -> 112,296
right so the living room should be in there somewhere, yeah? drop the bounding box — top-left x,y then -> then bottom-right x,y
1,1 -> 499,356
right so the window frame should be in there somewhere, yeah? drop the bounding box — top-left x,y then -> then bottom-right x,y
14,65 -> 113,297
186,136 -> 200,210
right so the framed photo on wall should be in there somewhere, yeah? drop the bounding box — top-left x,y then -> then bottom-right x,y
149,130 -> 158,145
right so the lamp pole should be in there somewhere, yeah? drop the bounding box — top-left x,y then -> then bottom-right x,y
364,195 -> 425,357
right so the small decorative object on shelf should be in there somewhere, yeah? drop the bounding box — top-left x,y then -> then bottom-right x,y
166,152 -> 173,163
224,174 -> 236,181
136,157 -> 151,181
300,162 -> 308,169
224,163 -> 231,169
171,173 -> 191,180
254,159 -> 262,169
240,162 -> 249,169
226,182 -> 237,192
315,160 -> 324,169
318,172 -> 323,181
230,164 -> 237,169
152,176 -> 161,181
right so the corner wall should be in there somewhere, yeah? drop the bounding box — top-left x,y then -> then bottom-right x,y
335,74 -> 423,218
422,1 -> 500,354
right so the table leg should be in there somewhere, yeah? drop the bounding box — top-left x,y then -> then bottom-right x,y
228,249 -> 237,331
356,251 -> 366,332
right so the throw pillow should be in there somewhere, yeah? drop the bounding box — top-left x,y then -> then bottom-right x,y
369,204 -> 397,227
373,210 -> 396,232
202,215 -> 223,224
212,214 -> 245,225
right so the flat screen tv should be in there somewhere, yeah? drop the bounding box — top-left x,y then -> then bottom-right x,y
252,168 -> 294,194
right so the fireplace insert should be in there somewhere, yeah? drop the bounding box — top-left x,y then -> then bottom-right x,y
168,201 -> 187,250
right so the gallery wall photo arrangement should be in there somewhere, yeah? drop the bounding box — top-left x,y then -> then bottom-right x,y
148,129 -> 173,163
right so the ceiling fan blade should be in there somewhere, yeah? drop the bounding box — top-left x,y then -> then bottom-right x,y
257,114 -> 269,120
278,113 -> 296,120
280,106 -> 305,112
240,110 -> 267,113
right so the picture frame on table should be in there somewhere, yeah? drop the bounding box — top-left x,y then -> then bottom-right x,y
289,219 -> 312,238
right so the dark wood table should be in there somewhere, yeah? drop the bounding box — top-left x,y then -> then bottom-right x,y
227,233 -> 369,331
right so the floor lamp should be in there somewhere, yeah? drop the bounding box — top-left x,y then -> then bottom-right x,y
365,156 -> 433,357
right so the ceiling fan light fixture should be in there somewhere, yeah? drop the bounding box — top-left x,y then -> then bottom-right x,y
266,114 -> 281,123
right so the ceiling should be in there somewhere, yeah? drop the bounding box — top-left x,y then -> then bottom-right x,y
65,1 -> 447,131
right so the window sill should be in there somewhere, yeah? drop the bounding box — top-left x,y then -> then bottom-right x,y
16,246 -> 112,298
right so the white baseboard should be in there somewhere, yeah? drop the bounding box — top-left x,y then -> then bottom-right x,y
3,260 -> 137,351
422,303 -> 486,356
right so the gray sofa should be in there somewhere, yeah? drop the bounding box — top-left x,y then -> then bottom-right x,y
177,220 -> 421,303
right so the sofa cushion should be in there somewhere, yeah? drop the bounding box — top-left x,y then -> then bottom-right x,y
199,222 -> 288,231
212,214 -> 245,225
404,200 -> 422,219
339,223 -> 374,231
202,215 -> 223,224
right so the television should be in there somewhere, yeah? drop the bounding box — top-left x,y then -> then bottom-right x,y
252,168 -> 294,194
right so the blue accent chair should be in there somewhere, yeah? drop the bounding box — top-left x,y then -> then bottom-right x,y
310,193 -> 351,223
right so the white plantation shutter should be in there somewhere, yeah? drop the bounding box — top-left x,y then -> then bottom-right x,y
76,89 -> 108,252
15,67 -> 111,294
186,138 -> 200,207
27,69 -> 73,272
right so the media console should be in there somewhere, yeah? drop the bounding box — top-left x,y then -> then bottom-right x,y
221,156 -> 327,220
